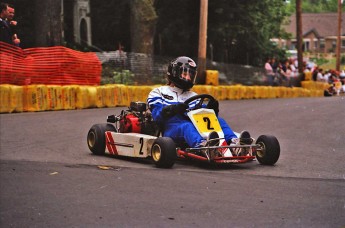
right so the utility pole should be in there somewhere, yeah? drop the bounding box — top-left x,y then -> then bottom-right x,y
197,0 -> 208,84
296,0 -> 303,75
336,0 -> 342,71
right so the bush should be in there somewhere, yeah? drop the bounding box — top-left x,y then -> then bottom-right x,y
341,55 -> 345,64
101,70 -> 135,85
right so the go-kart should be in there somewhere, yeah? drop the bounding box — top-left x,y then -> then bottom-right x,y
87,94 -> 280,168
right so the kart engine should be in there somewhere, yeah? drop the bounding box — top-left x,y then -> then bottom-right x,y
108,102 -> 158,136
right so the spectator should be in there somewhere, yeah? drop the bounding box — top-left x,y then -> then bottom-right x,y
304,66 -> 311,73
340,69 -> 345,80
0,2 -> 12,44
6,4 -> 20,46
324,84 -> 336,97
279,60 -> 289,86
312,67 -> 320,81
265,58 -> 275,86
271,57 -> 279,75
330,71 -> 342,95
288,59 -> 298,87
0,2 -> 19,46
340,69 -> 345,92
316,69 -> 326,82
289,59 -> 297,75
323,70 -> 331,84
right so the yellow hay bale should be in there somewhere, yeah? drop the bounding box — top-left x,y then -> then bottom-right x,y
23,85 -> 48,112
205,70 -> 219,86
62,86 -> 77,110
0,84 -> 11,113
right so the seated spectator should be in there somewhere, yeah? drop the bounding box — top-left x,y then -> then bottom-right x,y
312,67 -> 319,81
324,83 -> 337,97
279,60 -> 290,87
316,69 -> 326,82
340,69 -> 345,80
323,70 -> 332,84
304,66 -> 311,73
288,59 -> 299,87
340,69 -> 345,93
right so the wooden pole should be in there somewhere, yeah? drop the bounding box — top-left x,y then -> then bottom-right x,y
296,0 -> 304,75
336,0 -> 342,71
197,0 -> 208,84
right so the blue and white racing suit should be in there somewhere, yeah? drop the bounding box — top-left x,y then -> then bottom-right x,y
147,85 -> 237,147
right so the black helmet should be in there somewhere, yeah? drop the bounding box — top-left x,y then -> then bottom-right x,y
167,56 -> 197,90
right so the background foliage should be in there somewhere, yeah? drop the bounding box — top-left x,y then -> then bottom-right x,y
5,0 -> 341,67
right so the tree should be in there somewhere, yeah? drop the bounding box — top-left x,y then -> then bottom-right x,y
129,0 -> 158,84
90,0 -> 131,51
153,0 -> 289,65
286,0 -> 343,13
207,0 -> 289,65
130,0 -> 157,54
34,0 -> 63,47
12,0 -> 341,67
154,0 -> 199,58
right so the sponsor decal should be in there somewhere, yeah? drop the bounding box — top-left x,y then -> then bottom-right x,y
218,140 -> 228,154
188,61 -> 196,67
162,93 -> 174,100
105,132 -> 118,155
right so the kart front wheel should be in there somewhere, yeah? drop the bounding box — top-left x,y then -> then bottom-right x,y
151,137 -> 177,168
87,123 -> 116,155
255,135 -> 280,165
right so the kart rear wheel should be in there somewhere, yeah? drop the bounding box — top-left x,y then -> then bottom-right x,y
151,137 -> 177,168
255,135 -> 280,165
87,123 -> 116,155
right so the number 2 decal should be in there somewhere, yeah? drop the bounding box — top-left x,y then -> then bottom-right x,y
203,117 -> 214,130
139,138 -> 144,155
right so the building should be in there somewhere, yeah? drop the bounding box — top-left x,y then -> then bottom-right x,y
63,0 -> 92,47
273,13 -> 345,54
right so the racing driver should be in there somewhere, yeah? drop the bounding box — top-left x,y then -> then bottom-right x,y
147,56 -> 251,154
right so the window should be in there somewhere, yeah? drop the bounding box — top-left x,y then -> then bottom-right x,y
80,18 -> 88,45
320,40 -> 325,49
304,41 -> 310,51
332,40 -> 336,49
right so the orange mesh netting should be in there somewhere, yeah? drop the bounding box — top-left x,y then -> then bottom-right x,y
0,41 -> 101,85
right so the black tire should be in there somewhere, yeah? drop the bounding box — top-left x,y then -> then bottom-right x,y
151,137 -> 177,168
255,135 -> 280,165
87,123 -> 116,155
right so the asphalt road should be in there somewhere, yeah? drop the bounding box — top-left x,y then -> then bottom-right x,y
1,96 -> 344,228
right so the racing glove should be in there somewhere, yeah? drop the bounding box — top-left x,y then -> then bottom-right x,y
162,103 -> 188,118
206,99 -> 219,115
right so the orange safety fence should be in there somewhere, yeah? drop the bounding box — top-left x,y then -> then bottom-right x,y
0,41 -> 101,85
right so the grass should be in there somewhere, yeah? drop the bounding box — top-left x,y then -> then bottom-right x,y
318,57 -> 345,71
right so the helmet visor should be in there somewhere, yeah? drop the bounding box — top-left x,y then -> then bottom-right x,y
178,66 -> 197,84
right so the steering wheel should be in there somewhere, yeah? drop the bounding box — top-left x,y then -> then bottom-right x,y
184,94 -> 216,111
